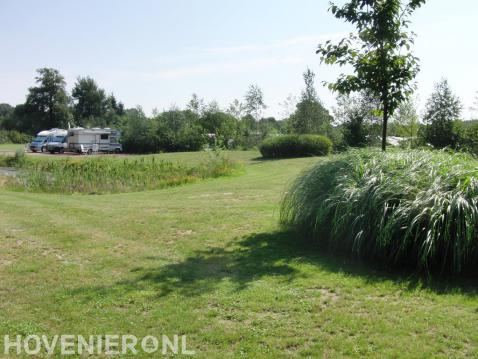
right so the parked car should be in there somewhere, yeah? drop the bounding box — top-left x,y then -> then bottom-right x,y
30,129 -> 67,153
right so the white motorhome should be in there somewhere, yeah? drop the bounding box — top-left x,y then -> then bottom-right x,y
30,128 -> 68,152
67,128 -> 122,154
46,133 -> 68,153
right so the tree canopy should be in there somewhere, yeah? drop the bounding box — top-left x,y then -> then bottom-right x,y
23,68 -> 71,132
317,0 -> 426,150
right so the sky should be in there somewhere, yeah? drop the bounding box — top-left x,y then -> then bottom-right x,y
0,0 -> 477,119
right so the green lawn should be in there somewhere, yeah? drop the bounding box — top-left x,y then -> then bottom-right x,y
0,151 -> 476,358
0,143 -> 25,152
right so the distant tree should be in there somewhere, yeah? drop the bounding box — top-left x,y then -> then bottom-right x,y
334,92 -> 381,147
317,0 -> 426,151
470,91 -> 478,119
71,76 -> 125,128
278,94 -> 298,120
94,94 -> 124,128
186,93 -> 205,114
453,119 -> 478,154
244,85 -> 266,120
71,76 -> 107,125
0,103 -> 14,129
302,68 -> 317,101
0,103 -> 13,119
392,96 -> 419,140
23,68 -> 71,132
287,68 -> 333,135
258,117 -> 281,138
156,108 -> 205,151
227,99 -> 245,119
121,106 -> 157,153
422,79 -> 462,148
200,110 -> 238,146
204,100 -> 220,113
105,93 -> 124,116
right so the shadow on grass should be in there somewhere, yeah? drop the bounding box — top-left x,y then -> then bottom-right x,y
70,230 -> 478,302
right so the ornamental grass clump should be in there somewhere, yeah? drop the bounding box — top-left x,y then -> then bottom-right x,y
280,149 -> 478,275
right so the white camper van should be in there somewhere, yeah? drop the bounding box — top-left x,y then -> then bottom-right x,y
30,128 -> 68,152
67,128 -> 122,154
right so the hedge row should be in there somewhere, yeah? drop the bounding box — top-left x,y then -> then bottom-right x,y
259,134 -> 332,158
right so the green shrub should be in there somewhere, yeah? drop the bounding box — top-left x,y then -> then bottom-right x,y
0,130 -> 31,144
453,120 -> 478,155
281,149 -> 478,275
259,134 -> 332,158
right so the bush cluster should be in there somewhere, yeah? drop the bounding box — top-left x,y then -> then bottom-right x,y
281,149 -> 478,275
259,134 -> 332,158
0,130 -> 31,144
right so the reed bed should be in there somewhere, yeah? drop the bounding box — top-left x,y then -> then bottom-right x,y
8,154 -> 241,194
280,148 -> 478,275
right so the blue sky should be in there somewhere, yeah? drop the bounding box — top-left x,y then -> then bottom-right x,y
1,0 -> 477,119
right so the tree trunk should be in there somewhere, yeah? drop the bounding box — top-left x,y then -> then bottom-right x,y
381,101 -> 389,152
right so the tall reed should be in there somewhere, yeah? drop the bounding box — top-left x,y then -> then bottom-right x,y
10,155 -> 240,194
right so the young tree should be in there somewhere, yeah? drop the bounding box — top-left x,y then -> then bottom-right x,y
423,79 -> 462,148
288,68 -> 333,135
244,84 -> 266,120
24,68 -> 71,131
317,0 -> 426,151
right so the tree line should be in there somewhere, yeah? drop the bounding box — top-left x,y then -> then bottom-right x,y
0,66 -> 477,154
0,67 -> 335,152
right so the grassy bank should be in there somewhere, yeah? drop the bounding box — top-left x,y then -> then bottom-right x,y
0,150 -> 476,357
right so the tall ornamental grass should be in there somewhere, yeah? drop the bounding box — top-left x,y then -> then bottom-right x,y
281,149 -> 478,275
8,155 -> 241,194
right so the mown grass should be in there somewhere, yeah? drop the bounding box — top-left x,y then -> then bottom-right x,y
3,151 -> 242,194
0,143 -> 26,150
281,148 -> 478,275
0,143 -> 25,152
0,150 -> 476,358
